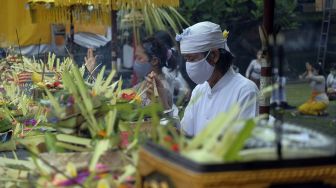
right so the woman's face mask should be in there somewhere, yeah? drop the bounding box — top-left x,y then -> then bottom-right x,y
133,60 -> 152,80
185,51 -> 214,84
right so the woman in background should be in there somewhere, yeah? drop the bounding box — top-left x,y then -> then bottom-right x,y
245,50 -> 262,88
298,62 -> 329,116
133,36 -> 177,113
154,30 -> 191,105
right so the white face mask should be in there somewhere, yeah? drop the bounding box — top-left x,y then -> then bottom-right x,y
186,51 -> 214,84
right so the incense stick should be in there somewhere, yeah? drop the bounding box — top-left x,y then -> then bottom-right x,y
15,29 -> 24,68
41,53 -> 47,82
37,38 -> 41,60
153,78 -> 159,97
138,86 -> 151,97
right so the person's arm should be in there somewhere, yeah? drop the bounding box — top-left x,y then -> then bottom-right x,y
145,71 -> 196,136
180,88 -> 201,136
237,85 -> 259,119
299,71 -> 308,79
84,48 -> 97,73
245,60 -> 254,78
308,75 -> 324,83
84,48 -> 102,80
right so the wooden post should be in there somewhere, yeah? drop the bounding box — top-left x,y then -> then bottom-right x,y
259,0 -> 275,117
110,0 -> 118,72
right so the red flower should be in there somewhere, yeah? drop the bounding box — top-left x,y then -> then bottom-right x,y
163,135 -> 173,143
53,81 -> 62,87
171,143 -> 179,152
121,93 -> 136,101
46,83 -> 52,88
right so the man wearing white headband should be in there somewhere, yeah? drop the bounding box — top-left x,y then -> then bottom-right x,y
146,21 -> 259,136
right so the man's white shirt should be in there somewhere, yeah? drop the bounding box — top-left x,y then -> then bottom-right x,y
181,67 -> 259,136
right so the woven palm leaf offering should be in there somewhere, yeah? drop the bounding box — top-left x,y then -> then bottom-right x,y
0,66 -> 172,188
0,53 -> 72,151
44,64 -> 170,151
0,80 -> 51,151
138,104 -> 336,188
0,53 -> 67,99
0,144 -> 136,187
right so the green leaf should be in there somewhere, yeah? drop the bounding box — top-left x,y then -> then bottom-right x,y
222,119 -> 256,161
105,110 -> 117,136
89,139 -> 110,171
45,133 -> 64,153
45,89 -> 64,118
56,134 -> 92,148
55,142 -> 90,152
101,69 -> 116,93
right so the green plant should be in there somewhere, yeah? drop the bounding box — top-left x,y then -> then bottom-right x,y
178,0 -> 300,30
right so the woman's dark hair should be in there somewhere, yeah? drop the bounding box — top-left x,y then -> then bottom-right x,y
206,48 -> 234,74
154,30 -> 175,49
142,37 -> 177,71
154,30 -> 179,72
313,63 -> 325,76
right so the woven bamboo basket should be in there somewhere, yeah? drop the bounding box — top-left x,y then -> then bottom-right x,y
137,142 -> 336,188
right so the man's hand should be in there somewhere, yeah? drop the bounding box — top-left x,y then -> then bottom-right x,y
84,48 -> 97,74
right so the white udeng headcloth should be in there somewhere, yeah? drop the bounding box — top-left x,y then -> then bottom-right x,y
176,21 -> 231,54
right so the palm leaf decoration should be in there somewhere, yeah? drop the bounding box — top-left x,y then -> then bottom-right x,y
28,0 -> 189,34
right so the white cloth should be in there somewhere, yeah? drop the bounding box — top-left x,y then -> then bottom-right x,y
181,67 -> 259,136
74,27 -> 111,49
308,75 -> 329,103
176,21 -> 230,54
163,67 -> 190,103
270,68 -> 288,103
327,73 -> 336,89
162,67 -> 181,117
245,59 -> 261,80
14,44 -> 53,56
123,44 -> 134,68
134,68 -> 179,117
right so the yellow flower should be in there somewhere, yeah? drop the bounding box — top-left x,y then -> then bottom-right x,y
91,90 -> 97,97
134,94 -> 142,104
97,179 -> 110,188
36,82 -> 46,88
0,100 -> 6,106
32,72 -> 42,84
223,30 -> 229,39
66,162 -> 77,177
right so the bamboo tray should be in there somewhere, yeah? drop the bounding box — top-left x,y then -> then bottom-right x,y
137,142 -> 336,188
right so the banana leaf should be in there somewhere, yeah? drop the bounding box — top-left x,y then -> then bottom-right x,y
0,139 -> 16,151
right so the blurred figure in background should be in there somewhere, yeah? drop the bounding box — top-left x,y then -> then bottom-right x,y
245,50 -> 262,88
327,63 -> 336,100
271,64 -> 295,109
298,62 -> 329,116
69,25 -> 112,70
